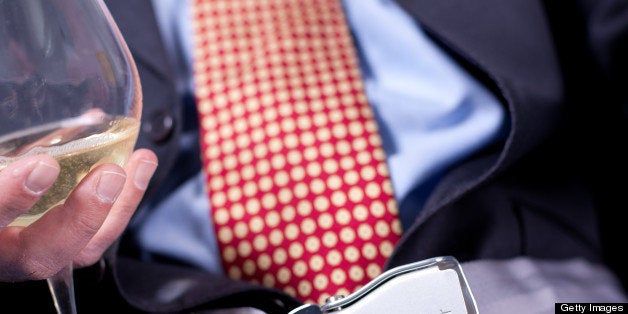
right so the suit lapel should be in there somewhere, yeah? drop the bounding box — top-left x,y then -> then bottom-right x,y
392,0 -> 565,211
104,0 -> 173,80
394,0 -> 562,103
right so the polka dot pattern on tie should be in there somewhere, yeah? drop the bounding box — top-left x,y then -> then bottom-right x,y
192,0 -> 402,304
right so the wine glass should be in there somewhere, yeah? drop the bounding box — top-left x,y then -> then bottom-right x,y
0,0 -> 141,313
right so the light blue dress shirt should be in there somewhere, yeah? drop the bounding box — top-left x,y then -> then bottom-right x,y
137,0 -> 506,274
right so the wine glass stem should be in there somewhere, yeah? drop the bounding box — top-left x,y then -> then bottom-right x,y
46,263 -> 77,314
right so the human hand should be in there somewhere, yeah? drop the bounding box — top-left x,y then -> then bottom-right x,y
0,149 -> 157,282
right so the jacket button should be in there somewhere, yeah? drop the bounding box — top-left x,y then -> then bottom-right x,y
142,109 -> 174,143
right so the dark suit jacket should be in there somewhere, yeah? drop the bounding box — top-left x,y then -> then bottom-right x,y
2,0 -> 627,312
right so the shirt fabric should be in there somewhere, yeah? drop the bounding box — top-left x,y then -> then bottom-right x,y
136,0 -> 506,274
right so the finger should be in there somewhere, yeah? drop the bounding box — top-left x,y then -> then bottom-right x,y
74,149 -> 158,267
0,155 -> 60,228
5,164 -> 126,280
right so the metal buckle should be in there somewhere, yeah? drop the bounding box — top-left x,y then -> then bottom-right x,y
289,256 -> 478,314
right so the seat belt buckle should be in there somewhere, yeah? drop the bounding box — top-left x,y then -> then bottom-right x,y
289,256 -> 478,314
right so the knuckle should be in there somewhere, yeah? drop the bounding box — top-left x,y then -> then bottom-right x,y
70,213 -> 102,239
16,257 -> 58,281
0,193 -> 40,221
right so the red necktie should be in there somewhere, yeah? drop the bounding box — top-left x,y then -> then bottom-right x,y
192,0 -> 402,304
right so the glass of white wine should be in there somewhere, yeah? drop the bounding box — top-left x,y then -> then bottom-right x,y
0,0 -> 141,313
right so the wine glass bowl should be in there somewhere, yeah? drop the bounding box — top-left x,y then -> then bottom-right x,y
0,0 -> 141,313
0,0 -> 141,225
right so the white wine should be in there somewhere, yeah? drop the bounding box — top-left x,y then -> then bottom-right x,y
0,115 -> 140,227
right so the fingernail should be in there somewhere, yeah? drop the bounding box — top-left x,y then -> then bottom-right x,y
134,160 -> 158,190
25,161 -> 60,195
96,171 -> 126,203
